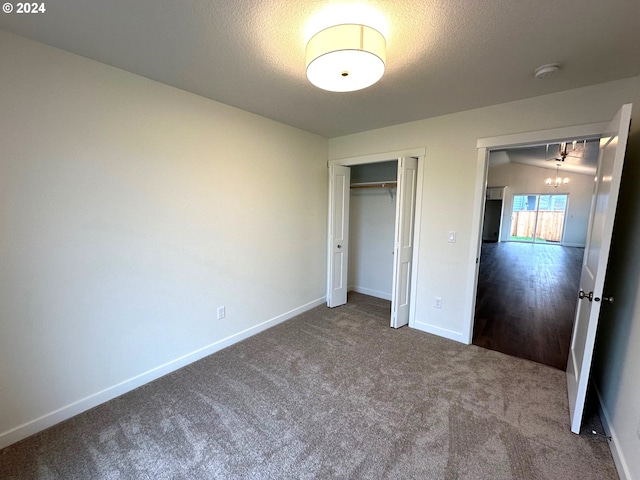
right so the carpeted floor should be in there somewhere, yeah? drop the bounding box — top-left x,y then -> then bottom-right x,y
0,293 -> 617,479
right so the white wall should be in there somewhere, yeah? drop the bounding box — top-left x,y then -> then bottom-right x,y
0,30 -> 328,447
329,75 -> 640,480
487,162 -> 594,246
349,189 -> 396,299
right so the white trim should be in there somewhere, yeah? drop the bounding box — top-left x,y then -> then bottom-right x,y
408,155 -> 425,329
413,320 -> 465,343
0,296 -> 326,450
329,147 -> 426,166
462,147 -> 490,344
477,123 -> 607,149
349,286 -> 392,301
595,387 -> 632,480
563,242 -> 586,248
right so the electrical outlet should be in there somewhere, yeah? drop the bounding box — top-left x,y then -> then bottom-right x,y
435,297 -> 442,309
448,231 -> 456,243
217,306 -> 225,320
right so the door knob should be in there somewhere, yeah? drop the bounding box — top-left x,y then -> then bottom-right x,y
337,244 -> 342,249
578,290 -> 594,301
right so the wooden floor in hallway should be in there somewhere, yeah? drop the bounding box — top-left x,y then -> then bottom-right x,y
472,241 -> 584,370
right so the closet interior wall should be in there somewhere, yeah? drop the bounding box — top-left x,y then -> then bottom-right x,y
348,161 -> 398,301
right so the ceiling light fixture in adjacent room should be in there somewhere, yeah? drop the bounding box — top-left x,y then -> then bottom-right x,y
546,164 -> 569,188
306,24 -> 386,92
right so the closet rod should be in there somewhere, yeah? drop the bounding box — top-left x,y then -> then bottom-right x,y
350,181 -> 397,189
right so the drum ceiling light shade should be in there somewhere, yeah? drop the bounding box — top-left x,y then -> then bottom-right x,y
306,24 -> 386,92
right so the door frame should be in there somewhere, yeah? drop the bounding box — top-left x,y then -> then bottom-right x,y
328,147 -> 426,328
463,122 -> 608,344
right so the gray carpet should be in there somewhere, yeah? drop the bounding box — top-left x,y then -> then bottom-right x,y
0,293 -> 617,479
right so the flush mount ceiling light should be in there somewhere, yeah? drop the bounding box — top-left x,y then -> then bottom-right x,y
306,24 -> 386,92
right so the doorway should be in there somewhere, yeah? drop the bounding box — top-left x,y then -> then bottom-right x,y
468,106 -> 632,435
349,161 -> 398,301
472,138 -> 599,370
327,148 -> 425,329
482,189 -> 504,243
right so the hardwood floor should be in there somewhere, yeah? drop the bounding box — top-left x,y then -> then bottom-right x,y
472,241 -> 584,370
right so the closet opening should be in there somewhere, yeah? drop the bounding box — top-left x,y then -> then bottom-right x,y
327,149 -> 424,329
349,161 -> 398,306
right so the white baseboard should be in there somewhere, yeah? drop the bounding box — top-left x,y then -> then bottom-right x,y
412,320 -> 466,344
349,286 -> 392,301
0,297 -> 325,450
595,387 -> 632,480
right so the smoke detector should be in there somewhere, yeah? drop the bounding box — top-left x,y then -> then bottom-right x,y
534,63 -> 561,79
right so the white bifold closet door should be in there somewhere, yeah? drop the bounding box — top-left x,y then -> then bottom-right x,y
390,157 -> 418,328
327,165 -> 350,308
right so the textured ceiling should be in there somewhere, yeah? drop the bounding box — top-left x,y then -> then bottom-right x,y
1,0 -> 639,138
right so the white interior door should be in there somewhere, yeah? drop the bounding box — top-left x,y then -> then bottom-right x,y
327,165 -> 350,308
566,103 -> 632,433
391,157 -> 418,328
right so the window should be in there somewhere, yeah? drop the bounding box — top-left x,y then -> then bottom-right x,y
510,194 -> 568,243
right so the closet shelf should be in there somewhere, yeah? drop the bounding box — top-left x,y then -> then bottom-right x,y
350,181 -> 397,189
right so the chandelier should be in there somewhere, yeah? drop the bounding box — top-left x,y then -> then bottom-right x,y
546,165 -> 569,188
